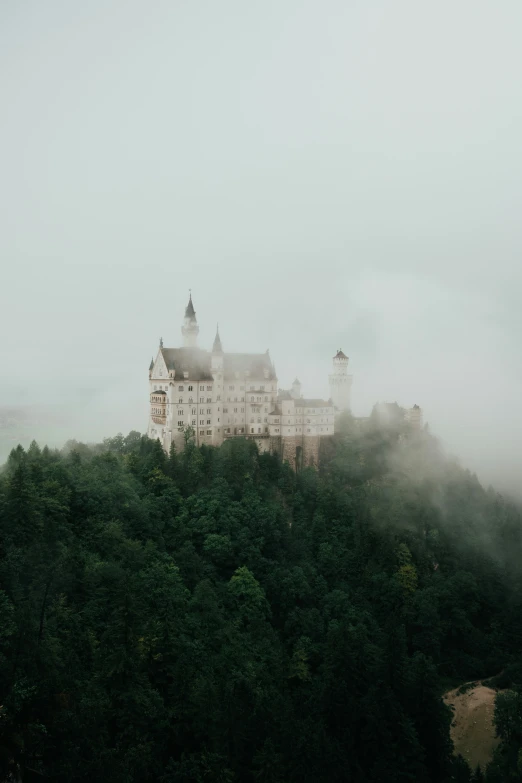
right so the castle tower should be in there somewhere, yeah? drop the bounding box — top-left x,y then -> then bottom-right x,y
290,378 -> 302,399
181,293 -> 199,347
211,325 -> 224,372
329,349 -> 353,412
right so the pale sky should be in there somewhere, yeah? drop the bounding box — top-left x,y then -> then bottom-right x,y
1,1 -> 522,494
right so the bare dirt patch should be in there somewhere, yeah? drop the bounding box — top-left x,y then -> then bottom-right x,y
443,683 -> 499,770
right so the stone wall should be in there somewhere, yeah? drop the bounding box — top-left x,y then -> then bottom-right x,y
302,435 -> 321,468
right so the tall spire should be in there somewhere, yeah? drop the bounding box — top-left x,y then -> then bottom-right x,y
185,293 -> 196,320
181,292 -> 199,348
212,323 -> 223,353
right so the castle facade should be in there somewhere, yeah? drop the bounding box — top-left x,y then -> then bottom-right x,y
148,296 -> 353,468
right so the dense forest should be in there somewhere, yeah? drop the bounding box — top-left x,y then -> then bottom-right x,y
2,413 -> 522,781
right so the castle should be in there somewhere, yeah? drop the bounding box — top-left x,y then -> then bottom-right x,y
147,295 -> 353,469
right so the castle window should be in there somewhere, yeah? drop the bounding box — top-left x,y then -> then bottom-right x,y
207,386 -> 212,391
229,385 -> 234,390
189,397 -> 193,403
207,419 -> 211,425
192,408 -> 196,414
200,397 -> 204,403
207,430 -> 212,435
179,398 -> 183,404
188,385 -> 193,391
258,428 -> 261,433
207,398 -> 211,403
207,408 -> 211,414
178,386 -> 184,391
307,428 -> 311,433
217,395 -> 221,401
251,428 -> 254,433
178,421 -> 184,427
192,419 -> 196,425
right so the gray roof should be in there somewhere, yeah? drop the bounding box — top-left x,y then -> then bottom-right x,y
223,352 -> 276,379
159,347 -> 276,381
295,399 -> 331,408
160,348 -> 213,380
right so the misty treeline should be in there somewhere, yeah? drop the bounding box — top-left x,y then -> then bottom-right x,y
2,417 -> 522,781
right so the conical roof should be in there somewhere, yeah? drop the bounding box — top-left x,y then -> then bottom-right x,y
149,357 -> 154,371
212,325 -> 223,353
334,349 -> 348,360
185,294 -> 196,320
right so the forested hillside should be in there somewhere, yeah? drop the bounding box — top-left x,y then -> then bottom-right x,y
1,416 -> 522,782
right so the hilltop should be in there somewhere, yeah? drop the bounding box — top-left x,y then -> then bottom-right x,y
1,418 -> 522,781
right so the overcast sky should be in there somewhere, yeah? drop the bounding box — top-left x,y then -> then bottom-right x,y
1,0 -> 522,493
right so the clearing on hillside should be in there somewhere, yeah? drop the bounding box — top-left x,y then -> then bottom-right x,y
443,683 -> 500,771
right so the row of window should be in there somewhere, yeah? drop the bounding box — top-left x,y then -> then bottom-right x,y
177,397 -> 213,404
177,385 -> 213,392
227,384 -> 273,391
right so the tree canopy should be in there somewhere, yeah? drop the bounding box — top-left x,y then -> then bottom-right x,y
1,420 -> 522,781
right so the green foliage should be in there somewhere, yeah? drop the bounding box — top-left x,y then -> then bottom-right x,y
1,422 -> 522,781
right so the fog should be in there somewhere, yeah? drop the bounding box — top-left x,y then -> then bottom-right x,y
1,1 -> 521,495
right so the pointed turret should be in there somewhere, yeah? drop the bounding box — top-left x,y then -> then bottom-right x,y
181,293 -> 200,347
291,378 -> 302,399
212,324 -> 223,353
185,294 -> 196,320
149,357 -> 154,371
211,324 -> 224,373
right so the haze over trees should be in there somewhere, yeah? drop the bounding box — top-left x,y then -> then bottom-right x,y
1,417 -> 522,781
